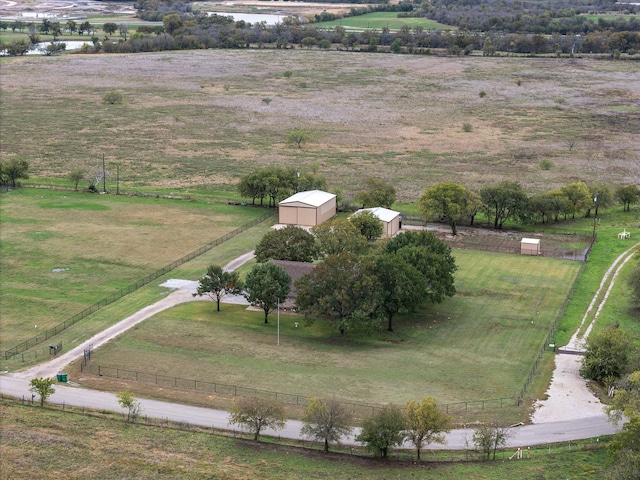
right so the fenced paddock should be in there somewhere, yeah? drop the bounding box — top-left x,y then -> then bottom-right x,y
402,218 -> 594,261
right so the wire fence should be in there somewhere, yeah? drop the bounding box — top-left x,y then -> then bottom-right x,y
517,259 -> 588,405
4,211 -> 275,360
79,362 -> 519,417
401,216 -> 595,261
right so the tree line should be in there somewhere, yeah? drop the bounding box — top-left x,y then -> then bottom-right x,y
419,180 -> 640,235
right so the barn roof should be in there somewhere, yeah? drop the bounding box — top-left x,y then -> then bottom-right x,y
353,207 -> 400,223
279,190 -> 336,207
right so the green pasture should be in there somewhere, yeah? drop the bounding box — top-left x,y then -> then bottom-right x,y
0,188 -> 273,350
87,250 -> 580,415
581,14 -> 639,21
0,399 -> 611,480
316,12 -> 454,31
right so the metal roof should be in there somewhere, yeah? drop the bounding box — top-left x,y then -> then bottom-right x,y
279,190 -> 336,207
353,207 -> 400,223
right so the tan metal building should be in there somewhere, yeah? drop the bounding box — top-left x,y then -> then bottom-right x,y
521,238 -> 541,255
278,190 -> 337,227
353,207 -> 401,237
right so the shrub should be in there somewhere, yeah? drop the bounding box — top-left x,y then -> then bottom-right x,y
102,91 -> 122,105
462,123 -> 473,132
540,158 -> 554,170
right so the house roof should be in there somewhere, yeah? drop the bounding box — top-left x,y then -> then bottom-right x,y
279,190 -> 336,208
353,207 -> 400,223
270,260 -> 316,297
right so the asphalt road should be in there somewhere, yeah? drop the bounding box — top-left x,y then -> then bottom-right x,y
0,376 -> 620,450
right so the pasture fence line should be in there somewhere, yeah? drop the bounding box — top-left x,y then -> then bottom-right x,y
401,216 -> 593,261
79,362 -> 519,417
4,211 -> 276,360
517,260 -> 588,405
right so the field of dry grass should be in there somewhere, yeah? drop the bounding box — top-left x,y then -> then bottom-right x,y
1,51 -> 638,202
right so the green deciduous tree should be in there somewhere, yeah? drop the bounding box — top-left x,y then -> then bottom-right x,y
354,178 -> 397,209
301,397 -> 354,452
287,128 -> 309,148
580,325 -> 633,385
356,406 -> 406,458
561,181 -> 592,219
384,230 -> 457,305
295,252 -> 381,335
472,422 -> 511,460
29,377 -> 55,407
68,167 -> 85,191
617,185 -> 640,212
419,181 -> 470,235
349,210 -> 383,241
404,397 -> 453,460
254,225 -> 319,263
193,264 -> 243,312
605,370 -> 640,480
102,22 -> 118,37
371,252 -> 426,332
480,181 -> 529,229
312,218 -> 368,257
228,396 -> 286,441
588,182 -> 613,218
116,390 -> 142,422
0,159 -> 29,187
244,262 -> 291,324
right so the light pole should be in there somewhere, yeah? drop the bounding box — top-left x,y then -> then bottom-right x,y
592,196 -> 598,238
277,297 -> 280,346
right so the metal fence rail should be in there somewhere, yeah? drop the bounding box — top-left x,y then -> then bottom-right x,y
4,210 -> 275,360
80,362 -> 519,416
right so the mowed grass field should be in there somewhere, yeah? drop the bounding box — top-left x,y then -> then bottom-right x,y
316,12 -> 454,31
82,249 -> 580,411
0,188 -> 272,350
1,51 -> 639,203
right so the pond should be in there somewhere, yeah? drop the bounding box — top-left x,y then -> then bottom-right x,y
1,40 -> 92,56
207,12 -> 294,25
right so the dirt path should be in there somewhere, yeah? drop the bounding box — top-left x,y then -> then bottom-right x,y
531,241 -> 639,423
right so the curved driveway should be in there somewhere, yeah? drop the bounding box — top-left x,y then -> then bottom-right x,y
3,244 -> 638,449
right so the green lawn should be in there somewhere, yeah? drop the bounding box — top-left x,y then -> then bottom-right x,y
317,12 -> 454,31
85,250 -> 580,418
0,188 -> 272,350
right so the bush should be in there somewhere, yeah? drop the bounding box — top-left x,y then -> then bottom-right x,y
102,91 -> 123,105
540,158 -> 554,170
462,123 -> 473,132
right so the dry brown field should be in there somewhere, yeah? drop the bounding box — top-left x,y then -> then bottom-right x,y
1,50 -> 638,202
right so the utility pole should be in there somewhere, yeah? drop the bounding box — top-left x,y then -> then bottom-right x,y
102,153 -> 106,193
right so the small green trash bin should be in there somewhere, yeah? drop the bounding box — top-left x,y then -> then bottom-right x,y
56,373 -> 62,382
59,374 -> 68,383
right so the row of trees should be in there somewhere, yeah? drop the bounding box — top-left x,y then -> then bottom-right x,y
229,395 -> 454,459
419,180 -> 640,235
230,394 -> 512,460
236,164 -> 327,207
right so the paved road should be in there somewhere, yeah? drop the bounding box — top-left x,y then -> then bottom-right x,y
0,376 -> 620,449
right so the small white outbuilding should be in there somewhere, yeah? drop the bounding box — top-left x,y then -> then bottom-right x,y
278,190 -> 337,227
521,238 -> 541,256
353,207 -> 401,237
